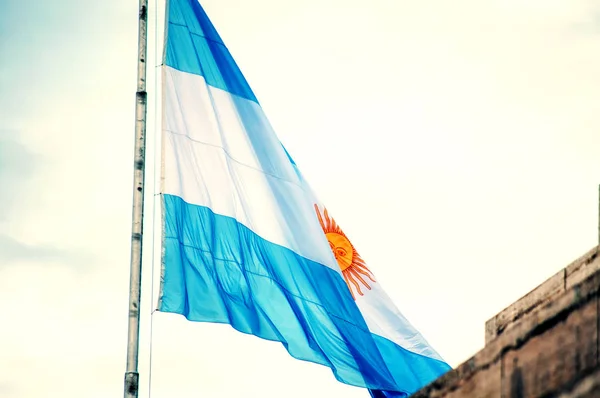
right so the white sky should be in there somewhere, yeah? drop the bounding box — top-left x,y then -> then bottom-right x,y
1,0 -> 599,397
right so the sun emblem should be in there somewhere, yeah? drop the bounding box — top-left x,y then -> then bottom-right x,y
315,204 -> 376,299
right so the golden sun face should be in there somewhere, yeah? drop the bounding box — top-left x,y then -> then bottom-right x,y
326,233 -> 353,270
315,204 -> 376,299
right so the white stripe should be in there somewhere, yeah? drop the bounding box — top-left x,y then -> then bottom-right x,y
162,66 -> 337,270
355,283 -> 444,362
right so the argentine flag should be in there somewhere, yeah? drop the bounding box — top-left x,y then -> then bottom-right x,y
158,0 -> 451,395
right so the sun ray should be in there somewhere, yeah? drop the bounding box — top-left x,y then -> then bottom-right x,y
315,205 -> 377,299
345,270 -> 363,296
353,266 -> 376,283
315,204 -> 326,230
348,268 -> 372,292
353,256 -> 365,265
342,272 -> 355,300
324,208 -> 332,230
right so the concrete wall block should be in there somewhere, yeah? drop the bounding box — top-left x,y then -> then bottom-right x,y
485,269 -> 565,343
555,368 -> 600,398
486,269 -> 600,363
414,247 -> 600,398
501,297 -> 598,398
444,361 -> 501,398
566,247 -> 600,290
412,360 -> 501,398
486,245 -> 599,344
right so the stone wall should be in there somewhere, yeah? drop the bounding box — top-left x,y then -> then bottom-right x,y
413,246 -> 600,398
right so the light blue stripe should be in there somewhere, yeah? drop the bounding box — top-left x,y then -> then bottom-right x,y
160,194 -> 450,394
165,0 -> 258,103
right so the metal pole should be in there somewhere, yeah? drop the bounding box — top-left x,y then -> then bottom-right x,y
124,0 -> 148,397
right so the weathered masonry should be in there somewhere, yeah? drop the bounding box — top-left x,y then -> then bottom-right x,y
414,245 -> 600,398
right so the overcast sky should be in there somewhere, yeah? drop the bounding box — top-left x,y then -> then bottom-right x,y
1,0 -> 599,397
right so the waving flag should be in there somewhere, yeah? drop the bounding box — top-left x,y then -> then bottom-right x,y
158,0 -> 451,395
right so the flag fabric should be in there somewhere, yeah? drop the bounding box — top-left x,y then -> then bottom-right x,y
158,0 -> 451,395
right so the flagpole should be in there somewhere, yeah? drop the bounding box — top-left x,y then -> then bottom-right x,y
124,0 -> 148,397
